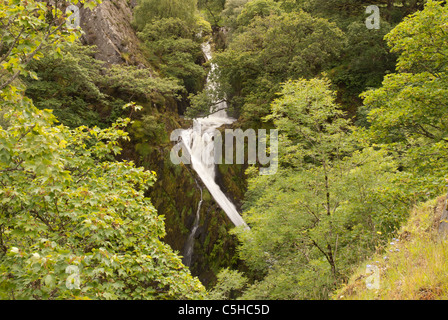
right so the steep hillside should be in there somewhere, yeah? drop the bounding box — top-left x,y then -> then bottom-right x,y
335,195 -> 448,300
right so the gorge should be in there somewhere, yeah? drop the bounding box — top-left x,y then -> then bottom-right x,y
180,42 -> 248,229
180,41 -> 248,266
2,0 -> 444,301
73,0 -> 246,286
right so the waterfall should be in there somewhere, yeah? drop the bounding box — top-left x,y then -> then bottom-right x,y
183,178 -> 203,267
181,42 -> 248,230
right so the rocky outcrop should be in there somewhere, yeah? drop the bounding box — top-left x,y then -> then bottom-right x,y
438,195 -> 448,236
79,0 -> 147,66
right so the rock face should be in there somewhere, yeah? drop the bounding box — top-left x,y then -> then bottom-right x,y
79,0 -> 146,66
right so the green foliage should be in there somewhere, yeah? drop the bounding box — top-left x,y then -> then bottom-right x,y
301,0 -> 424,23
189,0 -> 429,122
361,0 -> 448,198
207,268 -> 248,299
231,78 -> 407,299
198,0 -> 226,27
23,42 -> 184,129
24,44 -> 104,128
254,1 -> 425,116
0,0 -> 206,300
102,64 -> 184,102
0,0 -> 96,91
235,0 -> 282,27
185,88 -> 217,118
330,21 -> 396,112
133,0 -> 198,31
137,16 -> 209,94
211,9 -> 346,123
133,0 -> 208,96
0,99 -> 205,299
131,114 -> 168,147
218,0 -> 448,301
385,1 -> 448,74
0,108 -> 9,130
220,0 -> 249,30
3,0 -> 446,302
265,78 -> 354,168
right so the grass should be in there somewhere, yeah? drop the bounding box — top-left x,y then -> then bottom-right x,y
334,195 -> 448,300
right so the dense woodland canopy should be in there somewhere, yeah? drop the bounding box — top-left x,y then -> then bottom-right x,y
0,0 -> 447,300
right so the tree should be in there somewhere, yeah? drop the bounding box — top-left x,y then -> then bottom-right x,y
290,0 -> 425,116
301,0 -> 425,23
0,0 -> 205,300
331,20 -> 397,115
231,78 -> 405,299
23,44 -> 105,128
361,0 -> 448,199
206,268 -> 248,300
220,0 -> 249,30
234,0 -> 282,27
133,0 -> 198,31
198,0 -> 227,27
137,17 -> 208,94
0,0 -> 90,90
207,9 -> 346,123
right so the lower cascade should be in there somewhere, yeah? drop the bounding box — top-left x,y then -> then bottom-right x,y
182,178 -> 203,267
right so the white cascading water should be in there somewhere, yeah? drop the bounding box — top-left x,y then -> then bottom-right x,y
182,178 -> 203,267
181,42 -> 248,234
